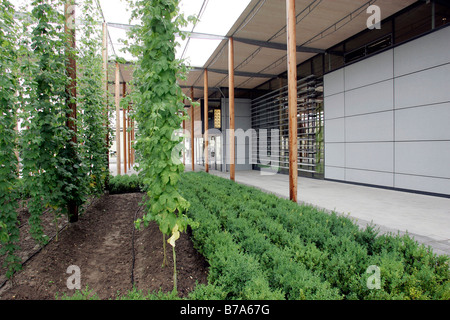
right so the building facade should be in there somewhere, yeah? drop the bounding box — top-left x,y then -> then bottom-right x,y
185,1 -> 450,197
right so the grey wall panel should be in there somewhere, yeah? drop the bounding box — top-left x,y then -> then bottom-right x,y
325,166 -> 345,180
236,117 -> 252,131
395,103 -> 450,141
221,98 -> 253,172
395,174 -> 450,195
345,111 -> 394,143
234,99 -> 252,117
346,142 -> 394,173
323,28 -> 449,195
395,141 -> 450,179
346,168 -> 394,188
324,93 -> 345,120
394,27 -> 450,77
344,50 -> 393,90
325,143 -> 345,167
345,80 -> 394,116
324,118 -> 345,143
395,64 -> 450,109
324,68 -> 344,97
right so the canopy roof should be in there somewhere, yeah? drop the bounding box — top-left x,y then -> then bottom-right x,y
179,0 -> 416,99
11,0 -> 417,100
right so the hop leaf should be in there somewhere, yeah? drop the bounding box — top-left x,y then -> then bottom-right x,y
167,224 -> 180,247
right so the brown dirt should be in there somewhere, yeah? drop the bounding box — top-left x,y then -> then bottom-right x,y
0,192 -> 209,300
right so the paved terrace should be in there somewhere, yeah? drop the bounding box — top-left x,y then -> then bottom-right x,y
187,166 -> 450,257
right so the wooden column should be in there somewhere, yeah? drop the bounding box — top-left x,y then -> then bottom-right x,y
102,22 -> 110,184
229,37 -> 235,181
115,62 -> 121,175
131,114 -> 135,166
182,111 -> 186,166
287,0 -> 298,202
190,87 -> 195,172
102,23 -> 109,172
65,1 -> 78,222
204,69 -> 209,173
128,104 -> 132,170
123,82 -> 127,174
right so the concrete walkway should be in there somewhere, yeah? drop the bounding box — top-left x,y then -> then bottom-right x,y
188,167 -> 450,256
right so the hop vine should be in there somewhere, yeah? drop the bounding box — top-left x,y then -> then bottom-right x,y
126,0 -> 197,293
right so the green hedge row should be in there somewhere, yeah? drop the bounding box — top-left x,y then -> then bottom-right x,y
180,172 -> 450,300
108,174 -> 144,194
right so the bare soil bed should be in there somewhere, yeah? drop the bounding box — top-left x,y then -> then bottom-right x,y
0,192 -> 209,300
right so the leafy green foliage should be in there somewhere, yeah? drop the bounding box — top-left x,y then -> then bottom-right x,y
77,0 -> 110,197
19,0 -> 80,244
108,174 -> 143,194
181,172 -> 450,300
126,0 -> 196,292
0,0 -> 22,278
1,0 -> 109,280
55,285 -> 99,300
128,0 -> 192,235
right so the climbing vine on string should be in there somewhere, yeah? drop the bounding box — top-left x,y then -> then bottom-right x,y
20,0 -> 85,243
77,0 -> 110,197
1,0 -> 110,280
126,0 -> 197,293
0,0 -> 22,279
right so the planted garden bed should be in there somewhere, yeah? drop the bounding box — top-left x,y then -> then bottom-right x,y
0,191 -> 208,300
2,172 -> 449,300
180,172 -> 450,300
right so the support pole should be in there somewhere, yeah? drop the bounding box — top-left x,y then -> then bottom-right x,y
131,113 -> 135,166
115,62 -> 121,176
123,82 -> 127,174
191,87 -> 195,172
182,111 -> 186,166
204,69 -> 209,173
102,22 -> 110,185
65,1 -> 78,222
287,0 -> 298,202
229,37 -> 235,181
128,103 -> 131,170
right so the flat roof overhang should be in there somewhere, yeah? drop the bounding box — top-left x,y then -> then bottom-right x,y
180,0 -> 417,99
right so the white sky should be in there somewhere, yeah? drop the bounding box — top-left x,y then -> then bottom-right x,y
100,0 -> 251,66
10,0 -> 251,67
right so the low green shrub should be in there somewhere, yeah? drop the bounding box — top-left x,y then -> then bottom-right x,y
108,174 -> 144,194
180,172 -> 450,300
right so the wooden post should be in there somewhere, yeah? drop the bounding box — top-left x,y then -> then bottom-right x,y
128,103 -> 131,170
102,22 -> 110,185
182,113 -> 186,166
65,1 -> 78,223
102,22 -> 109,178
204,69 -> 209,173
131,113 -> 135,166
115,62 -> 121,176
191,87 -> 195,172
229,37 -> 235,181
122,82 -> 127,174
287,0 -> 298,202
